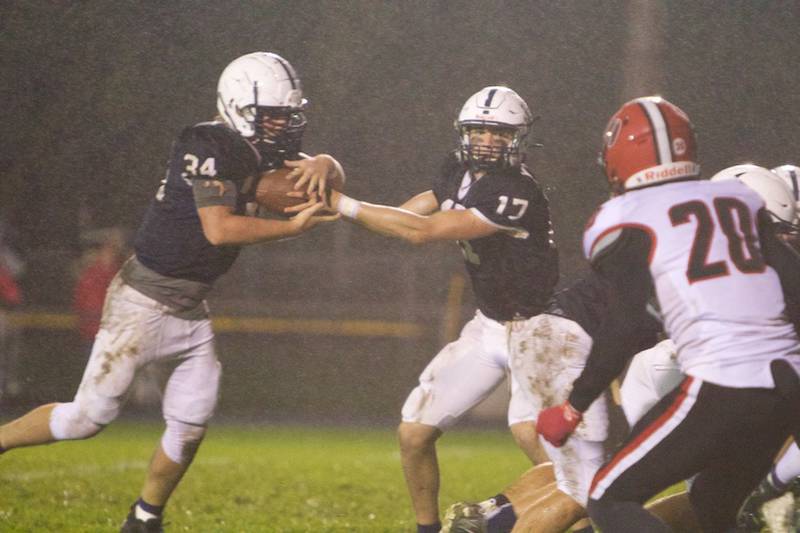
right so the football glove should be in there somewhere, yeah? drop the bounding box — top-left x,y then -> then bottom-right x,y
537,401 -> 582,447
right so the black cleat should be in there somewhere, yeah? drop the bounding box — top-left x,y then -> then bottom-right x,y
120,506 -> 164,533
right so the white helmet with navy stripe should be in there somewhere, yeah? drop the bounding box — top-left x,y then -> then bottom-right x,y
216,52 -> 307,152
455,86 -> 533,170
771,164 -> 800,213
711,164 -> 798,230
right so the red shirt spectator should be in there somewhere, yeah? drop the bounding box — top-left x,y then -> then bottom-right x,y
73,231 -> 126,341
0,264 -> 22,308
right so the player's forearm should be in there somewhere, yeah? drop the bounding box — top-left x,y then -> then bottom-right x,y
203,213 -> 300,245
330,190 -> 432,244
353,203 -> 432,244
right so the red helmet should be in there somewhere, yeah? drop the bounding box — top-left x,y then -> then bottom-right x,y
600,96 -> 700,193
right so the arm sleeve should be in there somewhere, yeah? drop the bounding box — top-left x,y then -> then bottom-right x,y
758,211 -> 800,329
568,227 -> 656,412
192,179 -> 238,208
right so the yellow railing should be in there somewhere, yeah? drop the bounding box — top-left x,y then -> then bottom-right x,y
8,312 -> 426,339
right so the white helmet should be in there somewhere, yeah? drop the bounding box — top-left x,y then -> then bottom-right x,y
216,51 -> 307,153
771,164 -> 800,212
455,86 -> 533,171
711,164 -> 799,230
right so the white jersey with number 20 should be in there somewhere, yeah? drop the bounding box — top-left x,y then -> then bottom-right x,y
584,179 -> 800,389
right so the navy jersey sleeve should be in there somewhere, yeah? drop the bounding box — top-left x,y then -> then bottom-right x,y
193,179 -> 238,208
567,227 -> 657,412
432,152 -> 464,205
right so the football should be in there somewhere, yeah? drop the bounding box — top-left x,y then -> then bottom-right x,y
254,167 -> 308,215
254,166 -> 344,216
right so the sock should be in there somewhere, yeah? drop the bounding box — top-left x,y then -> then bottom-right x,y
572,525 -> 595,533
483,494 -> 516,533
417,522 -> 441,533
768,467 -> 790,494
134,498 -> 164,521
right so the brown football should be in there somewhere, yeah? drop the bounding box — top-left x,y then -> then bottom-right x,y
254,166 -> 345,216
254,167 -> 307,215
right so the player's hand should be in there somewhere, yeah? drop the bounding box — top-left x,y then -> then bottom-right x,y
285,155 -> 339,197
283,189 -> 341,215
288,201 -> 340,233
537,401 -> 582,447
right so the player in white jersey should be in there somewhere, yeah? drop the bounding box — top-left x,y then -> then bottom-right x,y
536,96 -> 800,532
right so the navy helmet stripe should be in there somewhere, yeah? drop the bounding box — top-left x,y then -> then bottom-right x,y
790,170 -> 799,200
274,57 -> 297,89
484,88 -> 498,107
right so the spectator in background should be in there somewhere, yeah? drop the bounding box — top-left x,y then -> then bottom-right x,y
0,213 -> 25,399
74,227 -> 127,347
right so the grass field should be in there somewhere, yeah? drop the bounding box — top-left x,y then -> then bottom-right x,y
1,421 -> 534,532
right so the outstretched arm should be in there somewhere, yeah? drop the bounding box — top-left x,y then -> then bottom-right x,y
325,189 -> 498,244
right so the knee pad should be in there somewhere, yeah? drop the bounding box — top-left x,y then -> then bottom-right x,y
161,419 -> 206,465
49,402 -> 104,440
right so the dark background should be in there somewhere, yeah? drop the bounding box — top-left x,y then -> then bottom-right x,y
3,1 -> 800,423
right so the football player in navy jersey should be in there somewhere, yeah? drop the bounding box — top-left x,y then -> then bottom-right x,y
536,97 -> 800,532
300,86 -> 559,533
0,51 -> 342,532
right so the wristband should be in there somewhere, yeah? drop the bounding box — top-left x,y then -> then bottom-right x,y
337,195 -> 362,219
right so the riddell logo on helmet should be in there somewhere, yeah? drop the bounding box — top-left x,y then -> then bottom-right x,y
641,162 -> 697,182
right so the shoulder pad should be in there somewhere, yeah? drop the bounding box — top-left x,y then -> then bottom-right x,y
583,196 -> 626,261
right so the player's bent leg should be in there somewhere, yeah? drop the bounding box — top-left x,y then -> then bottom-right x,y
398,421 -> 444,528
400,313 -> 511,531
125,334 -> 219,531
0,403 -> 60,450
502,463 -> 556,510
511,485 -> 586,533
509,421 -> 549,466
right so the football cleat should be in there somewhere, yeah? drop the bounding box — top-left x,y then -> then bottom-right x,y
120,506 -> 164,533
761,492 -> 795,533
441,501 -> 487,533
737,476 -> 785,530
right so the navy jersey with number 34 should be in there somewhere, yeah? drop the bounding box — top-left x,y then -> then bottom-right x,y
433,154 -> 559,321
134,122 -> 285,285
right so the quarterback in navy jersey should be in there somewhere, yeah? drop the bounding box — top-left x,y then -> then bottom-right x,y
537,97 -> 800,533
0,52 -> 341,532
305,86 -> 558,533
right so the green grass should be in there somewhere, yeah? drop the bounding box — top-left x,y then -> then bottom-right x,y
0,422 -> 531,532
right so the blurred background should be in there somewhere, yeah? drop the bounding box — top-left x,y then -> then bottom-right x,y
2,1 -> 800,424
